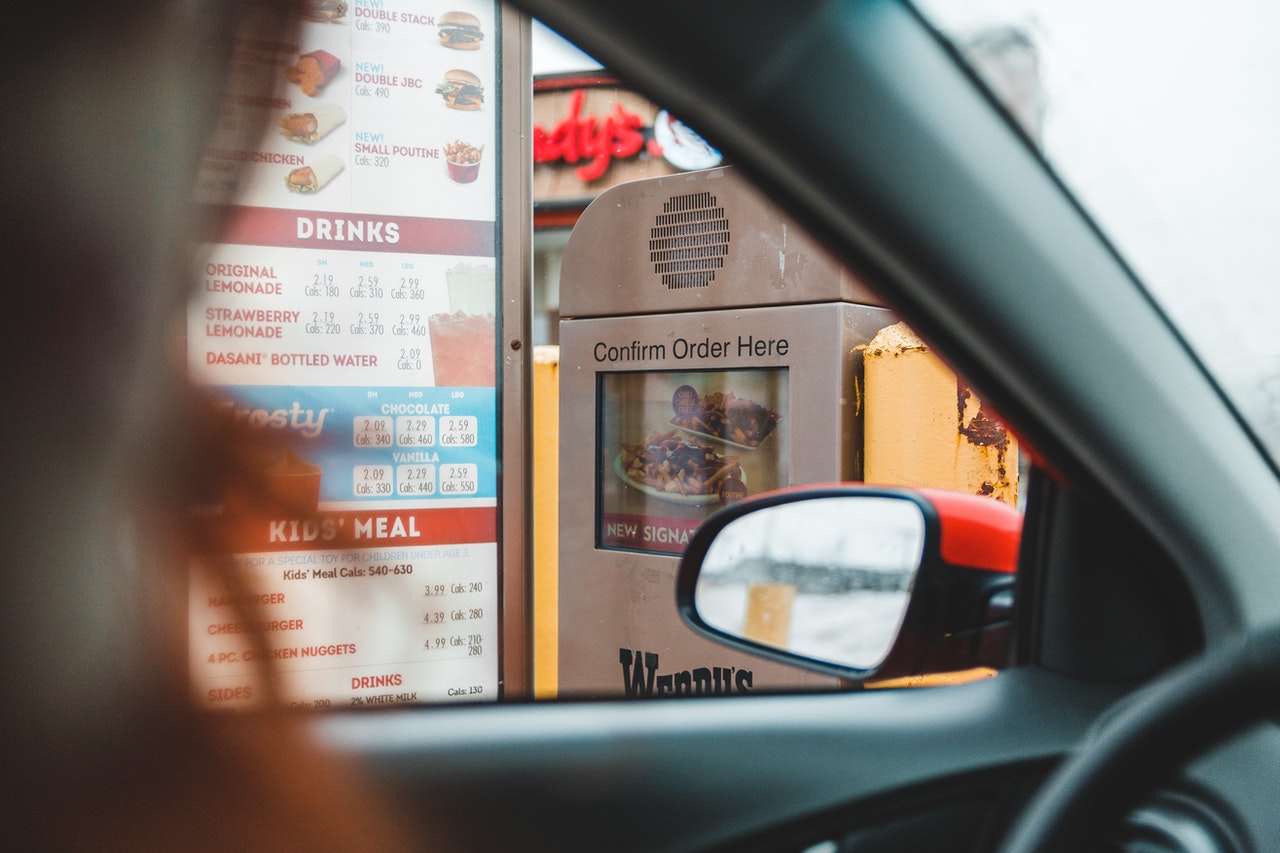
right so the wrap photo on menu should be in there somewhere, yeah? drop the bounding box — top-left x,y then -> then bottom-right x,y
286,154 -> 344,193
279,104 -> 347,144
598,369 -> 789,555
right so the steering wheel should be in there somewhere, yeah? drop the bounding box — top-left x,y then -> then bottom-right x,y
999,627 -> 1279,851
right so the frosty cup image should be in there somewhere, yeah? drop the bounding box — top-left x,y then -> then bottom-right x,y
263,453 -> 323,514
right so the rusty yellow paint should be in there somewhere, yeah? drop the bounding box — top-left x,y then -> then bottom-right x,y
862,322 -> 1017,504
533,345 -> 560,699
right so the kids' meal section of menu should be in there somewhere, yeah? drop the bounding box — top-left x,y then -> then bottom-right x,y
188,1 -> 504,710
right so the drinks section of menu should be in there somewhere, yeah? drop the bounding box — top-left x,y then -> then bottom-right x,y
188,0 -> 502,710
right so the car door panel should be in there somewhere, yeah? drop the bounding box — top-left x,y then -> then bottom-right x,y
314,669 -> 1122,850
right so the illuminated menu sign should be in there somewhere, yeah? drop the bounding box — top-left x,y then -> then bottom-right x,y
188,0 -> 501,710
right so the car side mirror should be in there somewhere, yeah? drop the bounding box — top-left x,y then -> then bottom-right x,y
676,486 -> 1021,682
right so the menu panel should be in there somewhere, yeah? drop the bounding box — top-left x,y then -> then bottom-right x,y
189,0 -> 503,710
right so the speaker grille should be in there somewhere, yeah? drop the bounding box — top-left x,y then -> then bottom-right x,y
649,191 -> 730,290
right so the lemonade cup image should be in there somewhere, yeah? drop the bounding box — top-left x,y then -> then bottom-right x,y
444,263 -> 495,315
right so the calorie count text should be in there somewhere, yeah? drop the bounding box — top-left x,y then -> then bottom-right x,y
294,265 -> 439,372
302,279 -> 427,338
351,463 -> 476,497
438,416 -> 478,447
396,415 -> 436,446
352,7 -> 437,36
305,272 -> 427,302
350,464 -> 480,498
396,464 -> 436,496
353,464 -> 394,496
202,562 -> 486,655
422,578 -> 487,659
271,560 -> 488,664
354,415 -> 477,448
304,306 -> 384,333
198,531 -> 494,707
438,464 -> 477,495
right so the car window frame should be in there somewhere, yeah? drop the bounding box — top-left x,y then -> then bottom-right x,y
514,0 -> 1280,648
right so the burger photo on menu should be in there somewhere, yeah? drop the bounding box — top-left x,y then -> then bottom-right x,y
300,0 -> 347,22
435,70 -> 484,110
438,11 -> 484,50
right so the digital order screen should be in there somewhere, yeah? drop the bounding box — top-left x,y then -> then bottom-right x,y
597,368 -> 789,556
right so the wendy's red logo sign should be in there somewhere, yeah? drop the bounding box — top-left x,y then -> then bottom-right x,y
533,88 -> 662,182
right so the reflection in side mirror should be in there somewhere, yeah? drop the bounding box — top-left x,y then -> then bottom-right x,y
695,497 -> 926,671
678,485 -> 1021,681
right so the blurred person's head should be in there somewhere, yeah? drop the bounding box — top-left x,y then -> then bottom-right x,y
0,3 -> 416,847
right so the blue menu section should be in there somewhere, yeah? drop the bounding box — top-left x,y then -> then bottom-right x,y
214,384 -> 497,502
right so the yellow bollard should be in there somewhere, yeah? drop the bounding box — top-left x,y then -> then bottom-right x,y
743,583 -> 796,649
862,322 -> 1017,504
532,345 -> 560,698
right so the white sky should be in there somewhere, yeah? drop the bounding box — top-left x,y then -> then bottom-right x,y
910,1 -> 1280,454
532,5 -> 1280,453
531,20 -> 600,76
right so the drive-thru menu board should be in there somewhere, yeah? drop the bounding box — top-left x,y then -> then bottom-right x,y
188,0 -> 502,709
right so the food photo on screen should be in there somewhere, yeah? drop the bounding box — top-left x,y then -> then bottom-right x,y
598,369 -> 788,555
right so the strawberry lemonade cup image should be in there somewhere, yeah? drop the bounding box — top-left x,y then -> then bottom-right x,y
428,312 -> 494,386
430,263 -> 496,386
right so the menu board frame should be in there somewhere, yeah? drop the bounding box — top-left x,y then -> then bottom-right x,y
187,1 -> 532,707
496,2 -> 533,699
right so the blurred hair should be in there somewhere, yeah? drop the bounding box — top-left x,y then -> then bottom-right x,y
0,2 -> 421,848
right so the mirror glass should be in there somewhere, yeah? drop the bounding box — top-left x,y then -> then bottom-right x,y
694,496 -> 926,671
